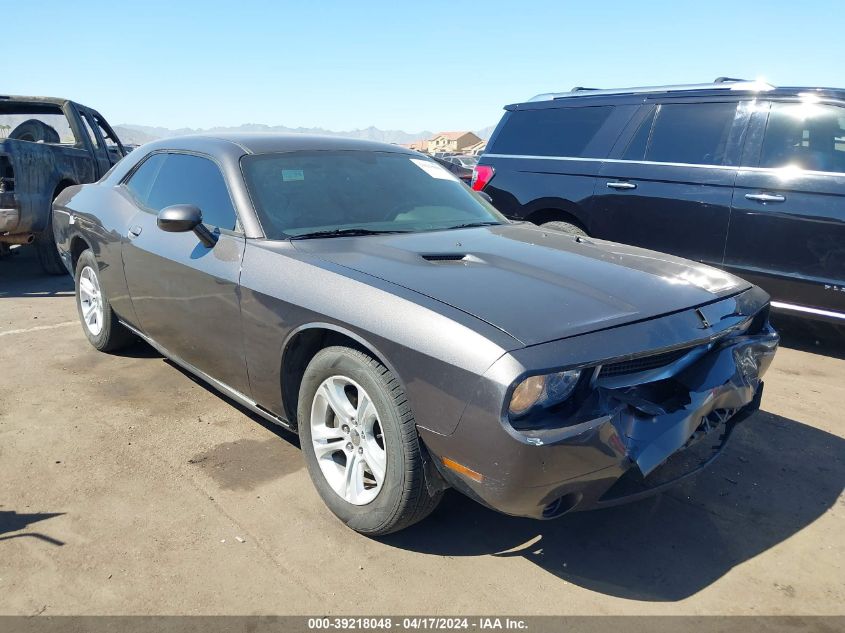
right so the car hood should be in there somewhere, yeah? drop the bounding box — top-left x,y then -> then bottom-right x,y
292,223 -> 750,346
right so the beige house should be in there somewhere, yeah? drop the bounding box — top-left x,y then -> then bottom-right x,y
427,131 -> 483,154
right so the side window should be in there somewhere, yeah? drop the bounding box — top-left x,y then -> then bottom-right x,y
79,114 -> 101,149
125,153 -> 166,206
146,154 -> 238,230
644,102 -> 739,166
92,115 -> 121,150
760,102 -> 845,174
490,106 -> 614,157
622,108 -> 656,160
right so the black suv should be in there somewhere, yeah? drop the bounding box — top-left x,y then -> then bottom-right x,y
473,78 -> 845,324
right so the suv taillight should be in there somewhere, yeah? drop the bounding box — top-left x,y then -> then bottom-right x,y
471,164 -> 494,191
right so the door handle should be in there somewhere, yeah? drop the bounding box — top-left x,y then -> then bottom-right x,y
606,181 -> 637,190
128,225 -> 143,238
745,193 -> 785,203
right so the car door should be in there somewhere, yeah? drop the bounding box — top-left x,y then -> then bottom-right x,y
120,151 -> 251,395
590,99 -> 751,266
726,99 -> 845,319
483,102 -> 635,223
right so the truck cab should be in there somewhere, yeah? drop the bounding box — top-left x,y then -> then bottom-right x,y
0,95 -> 127,273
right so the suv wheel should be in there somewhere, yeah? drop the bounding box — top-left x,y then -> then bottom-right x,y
541,220 -> 588,237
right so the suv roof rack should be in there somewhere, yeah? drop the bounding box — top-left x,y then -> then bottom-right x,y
527,78 -> 775,103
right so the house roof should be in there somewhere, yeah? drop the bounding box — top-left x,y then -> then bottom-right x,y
432,131 -> 477,141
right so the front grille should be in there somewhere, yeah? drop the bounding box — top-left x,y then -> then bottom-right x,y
599,347 -> 691,378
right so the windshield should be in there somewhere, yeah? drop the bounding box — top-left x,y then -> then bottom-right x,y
241,150 -> 505,238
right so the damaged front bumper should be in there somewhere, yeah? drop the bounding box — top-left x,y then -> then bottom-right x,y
419,288 -> 779,519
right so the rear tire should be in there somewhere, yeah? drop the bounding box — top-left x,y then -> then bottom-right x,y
541,220 -> 588,237
34,211 -> 65,275
298,346 -> 442,535
74,249 -> 134,352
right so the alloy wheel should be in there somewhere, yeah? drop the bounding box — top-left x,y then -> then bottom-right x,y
309,375 -> 387,505
78,266 -> 104,336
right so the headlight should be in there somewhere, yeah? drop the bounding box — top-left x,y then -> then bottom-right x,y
508,369 -> 581,417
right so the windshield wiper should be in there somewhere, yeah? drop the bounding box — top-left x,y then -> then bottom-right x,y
446,221 -> 503,230
290,228 -> 410,240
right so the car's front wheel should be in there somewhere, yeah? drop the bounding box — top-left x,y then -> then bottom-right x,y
298,346 -> 442,535
74,250 -> 134,352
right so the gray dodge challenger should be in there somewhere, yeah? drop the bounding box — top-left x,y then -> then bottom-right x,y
53,134 -> 779,535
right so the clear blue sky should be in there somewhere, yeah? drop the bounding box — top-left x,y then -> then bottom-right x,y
4,0 -> 843,133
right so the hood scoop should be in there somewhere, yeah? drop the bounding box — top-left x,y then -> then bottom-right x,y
421,253 -> 469,263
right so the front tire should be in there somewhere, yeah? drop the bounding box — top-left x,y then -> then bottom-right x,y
74,250 -> 134,352
298,346 -> 441,535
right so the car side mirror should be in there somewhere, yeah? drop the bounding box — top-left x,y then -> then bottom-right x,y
157,204 -> 217,247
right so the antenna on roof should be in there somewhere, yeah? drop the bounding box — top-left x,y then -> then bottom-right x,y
571,86 -> 600,92
713,77 -> 747,83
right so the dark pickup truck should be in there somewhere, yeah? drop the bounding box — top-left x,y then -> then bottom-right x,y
0,95 -> 127,273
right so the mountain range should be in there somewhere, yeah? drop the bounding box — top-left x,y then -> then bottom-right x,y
113,123 -> 496,147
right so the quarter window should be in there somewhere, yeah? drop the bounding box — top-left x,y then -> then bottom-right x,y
637,102 -> 739,166
125,153 -> 166,206
759,102 -> 845,174
490,106 -> 614,157
145,154 -> 238,230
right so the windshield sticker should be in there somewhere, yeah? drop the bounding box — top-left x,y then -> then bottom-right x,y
282,169 -> 305,182
410,158 -> 456,181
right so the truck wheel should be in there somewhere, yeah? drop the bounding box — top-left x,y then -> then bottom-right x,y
541,220 -> 588,237
34,228 -> 65,275
298,346 -> 442,535
34,197 -> 67,275
74,250 -> 134,352
8,119 -> 60,144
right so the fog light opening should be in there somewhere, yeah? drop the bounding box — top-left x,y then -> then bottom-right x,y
542,492 -> 581,519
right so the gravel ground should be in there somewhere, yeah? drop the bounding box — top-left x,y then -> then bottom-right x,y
1,246 -> 843,615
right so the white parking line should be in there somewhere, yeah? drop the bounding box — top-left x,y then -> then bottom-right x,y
0,321 -> 77,337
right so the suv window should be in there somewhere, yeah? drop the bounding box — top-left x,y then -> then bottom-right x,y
760,102 -> 845,174
145,154 -> 238,230
629,102 -> 739,166
491,106 -> 614,157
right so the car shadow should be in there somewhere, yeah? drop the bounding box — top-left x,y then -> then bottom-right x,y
0,510 -> 65,546
157,353 -> 301,449
772,314 -> 845,361
380,410 -> 845,602
0,246 -> 73,298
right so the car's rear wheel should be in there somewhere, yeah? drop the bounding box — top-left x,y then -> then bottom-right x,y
541,220 -> 588,237
74,250 -> 134,352
298,346 -> 441,535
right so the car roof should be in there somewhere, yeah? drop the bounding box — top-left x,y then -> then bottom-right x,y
512,81 -> 845,109
145,133 -> 420,156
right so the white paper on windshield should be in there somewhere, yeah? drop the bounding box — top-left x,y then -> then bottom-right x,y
410,158 -> 457,181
